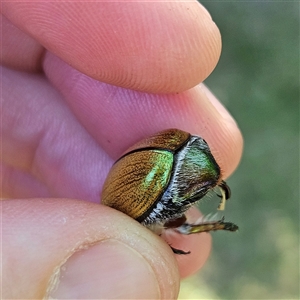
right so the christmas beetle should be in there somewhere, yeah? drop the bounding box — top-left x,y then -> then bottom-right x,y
102,129 -> 238,254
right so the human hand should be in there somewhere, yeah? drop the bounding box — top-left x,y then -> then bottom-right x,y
1,2 -> 243,299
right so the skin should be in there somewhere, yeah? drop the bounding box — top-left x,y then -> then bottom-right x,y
1,1 -> 243,299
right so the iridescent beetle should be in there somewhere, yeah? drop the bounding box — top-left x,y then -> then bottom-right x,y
102,129 -> 238,254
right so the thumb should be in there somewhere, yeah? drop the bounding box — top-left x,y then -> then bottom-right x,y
2,199 -> 180,299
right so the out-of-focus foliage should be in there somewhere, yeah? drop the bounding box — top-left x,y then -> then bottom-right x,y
179,2 -> 299,299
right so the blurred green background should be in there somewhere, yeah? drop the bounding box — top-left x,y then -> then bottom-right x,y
179,2 -> 299,299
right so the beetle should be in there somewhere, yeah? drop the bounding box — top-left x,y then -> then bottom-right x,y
102,128 -> 238,254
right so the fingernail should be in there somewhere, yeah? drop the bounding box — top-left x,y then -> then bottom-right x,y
47,240 -> 160,299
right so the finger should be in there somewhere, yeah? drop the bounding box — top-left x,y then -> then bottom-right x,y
44,55 -> 243,179
2,64 -> 213,279
1,66 -> 110,201
3,199 -> 198,298
0,14 -> 43,72
2,1 -> 221,93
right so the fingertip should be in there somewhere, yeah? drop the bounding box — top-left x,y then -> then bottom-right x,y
2,199 -> 180,299
3,1 -> 221,93
43,56 -> 243,180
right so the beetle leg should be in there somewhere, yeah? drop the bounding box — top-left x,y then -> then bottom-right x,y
219,180 -> 231,200
217,188 -> 226,211
176,217 -> 238,235
164,215 -> 187,229
170,246 -> 191,255
216,181 -> 231,210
